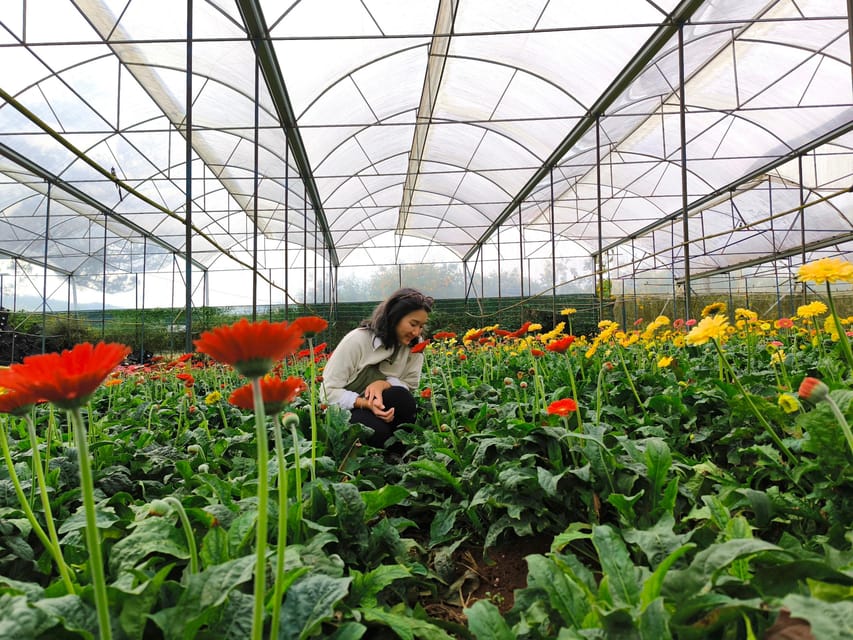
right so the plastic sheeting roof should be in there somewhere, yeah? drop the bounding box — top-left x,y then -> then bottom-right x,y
0,0 -> 851,285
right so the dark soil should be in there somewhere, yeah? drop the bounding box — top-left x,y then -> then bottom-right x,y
423,533 -> 552,626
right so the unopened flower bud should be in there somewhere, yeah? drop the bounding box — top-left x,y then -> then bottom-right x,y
187,444 -> 202,455
798,377 -> 829,404
281,412 -> 300,429
148,499 -> 170,516
198,463 -> 210,474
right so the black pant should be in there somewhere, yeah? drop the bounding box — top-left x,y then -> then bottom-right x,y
349,386 -> 417,447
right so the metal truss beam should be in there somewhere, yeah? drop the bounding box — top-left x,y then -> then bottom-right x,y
462,0 -> 707,263
236,0 -> 339,267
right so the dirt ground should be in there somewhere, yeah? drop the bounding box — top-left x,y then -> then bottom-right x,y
423,534 -> 552,625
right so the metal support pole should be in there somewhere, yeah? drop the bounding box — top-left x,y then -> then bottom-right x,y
518,204 -> 524,299
550,168 -> 557,326
596,117 -> 604,319
252,52 -> 260,321
678,23 -> 691,320
284,144 -> 290,320
141,237 -> 147,363
42,183 -> 51,353
799,154 -> 807,304
184,0 -> 194,352
102,211 -> 108,340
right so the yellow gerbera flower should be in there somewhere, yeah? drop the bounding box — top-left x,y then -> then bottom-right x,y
797,301 -> 828,318
796,257 -> 853,284
657,355 -> 673,368
735,308 -> 758,321
560,308 -> 577,316
777,394 -> 799,414
685,314 -> 730,346
701,301 -> 727,317
204,390 -> 222,406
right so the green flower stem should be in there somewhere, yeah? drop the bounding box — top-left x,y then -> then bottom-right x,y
162,496 -> 198,575
270,412 -> 295,640
289,419 -> 304,544
0,419 -> 75,593
68,406 -> 112,640
595,364 -> 607,427
307,338 -> 318,483
820,395 -> 853,458
616,346 -> 646,418
712,340 -> 797,465
438,367 -> 455,423
250,377 -> 269,640
563,353 -> 583,432
25,414 -> 76,592
825,284 -> 853,373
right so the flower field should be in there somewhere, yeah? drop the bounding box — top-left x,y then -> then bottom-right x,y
2,262 -> 853,639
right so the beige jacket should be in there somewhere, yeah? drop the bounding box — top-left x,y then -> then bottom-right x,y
320,327 -> 424,409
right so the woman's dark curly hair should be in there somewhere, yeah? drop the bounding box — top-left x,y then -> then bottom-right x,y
362,288 -> 434,349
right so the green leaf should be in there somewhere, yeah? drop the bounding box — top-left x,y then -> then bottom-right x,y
350,565 -> 411,609
32,594 -> 98,639
608,491 -> 645,524
0,594 -> 53,637
551,522 -> 593,553
643,439 -> 672,499
624,515 -> 690,569
361,484 -> 410,520
361,607 -> 455,640
409,459 -> 462,493
638,597 -> 671,640
325,621 -> 368,639
150,554 -> 256,640
280,573 -> 352,640
780,594 -> 853,640
115,564 -> 174,640
214,590 -> 254,639
593,525 -> 640,609
109,516 -> 191,574
525,554 -> 591,629
640,543 -> 696,607
464,599 -> 515,640
57,504 -> 119,534
200,523 -> 229,567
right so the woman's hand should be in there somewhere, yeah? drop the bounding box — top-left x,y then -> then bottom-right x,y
362,380 -> 393,422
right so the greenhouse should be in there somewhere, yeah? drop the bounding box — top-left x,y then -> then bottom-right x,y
0,0 -> 852,638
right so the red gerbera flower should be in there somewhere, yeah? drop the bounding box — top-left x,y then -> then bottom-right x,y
0,388 -> 42,416
777,317 -> 794,329
411,340 -> 429,354
530,348 -> 545,357
546,335 -> 576,354
194,318 -> 304,378
433,332 -> 457,340
176,373 -> 195,388
229,376 -> 308,414
0,342 -> 131,410
420,387 -> 432,399
547,398 -> 578,416
508,321 -> 532,339
291,316 -> 329,338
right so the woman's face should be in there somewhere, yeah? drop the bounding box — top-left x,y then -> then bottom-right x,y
395,309 -> 429,346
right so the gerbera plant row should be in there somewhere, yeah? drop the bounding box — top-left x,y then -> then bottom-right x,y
0,259 -> 852,639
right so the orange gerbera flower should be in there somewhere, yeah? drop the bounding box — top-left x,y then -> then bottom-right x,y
546,335 -> 576,353
0,388 -> 42,416
194,318 -> 304,378
546,398 -> 578,416
291,315 -> 329,338
0,342 -> 130,410
229,376 -> 307,414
